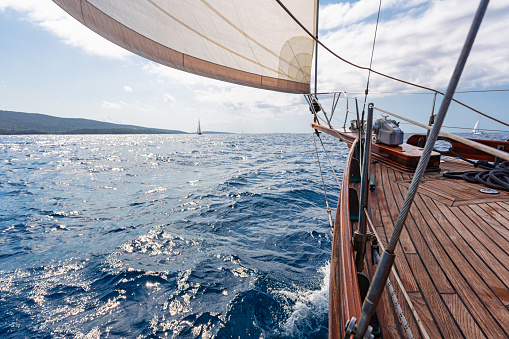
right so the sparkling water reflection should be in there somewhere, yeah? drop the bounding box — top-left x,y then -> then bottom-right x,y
0,134 -> 348,338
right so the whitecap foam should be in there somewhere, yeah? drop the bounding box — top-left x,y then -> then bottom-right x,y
74,326 -> 101,339
279,262 -> 330,337
145,187 -> 168,194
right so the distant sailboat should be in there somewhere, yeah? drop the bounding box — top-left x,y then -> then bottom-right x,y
197,119 -> 202,135
472,119 -> 482,134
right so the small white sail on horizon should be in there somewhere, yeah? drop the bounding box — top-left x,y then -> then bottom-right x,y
197,118 -> 202,135
472,119 -> 482,135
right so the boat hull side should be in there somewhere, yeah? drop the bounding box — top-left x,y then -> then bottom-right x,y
329,137 -> 363,339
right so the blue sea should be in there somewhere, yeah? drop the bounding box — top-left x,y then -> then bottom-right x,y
0,134 -> 349,338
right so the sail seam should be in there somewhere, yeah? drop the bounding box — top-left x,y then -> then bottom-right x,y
200,0 -> 313,81
79,0 -> 85,22
199,0 -> 301,73
286,42 -> 304,82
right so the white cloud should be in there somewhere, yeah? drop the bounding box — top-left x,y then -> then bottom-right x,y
101,99 -> 154,113
320,0 -> 428,30
0,0 -> 130,59
194,86 -> 308,123
101,115 -> 125,124
6,0 -> 505,98
141,62 -> 305,122
3,0 -> 507,132
139,0 -> 509,117
133,101 -> 154,113
142,63 -> 231,88
163,93 -> 176,104
317,0 -> 509,94
101,101 -> 123,110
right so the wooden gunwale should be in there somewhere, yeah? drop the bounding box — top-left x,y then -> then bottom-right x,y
329,137 -> 363,339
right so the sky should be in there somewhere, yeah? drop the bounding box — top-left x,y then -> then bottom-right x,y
0,0 -> 508,134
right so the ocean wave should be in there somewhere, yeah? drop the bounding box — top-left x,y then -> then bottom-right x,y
278,262 -> 330,338
0,134 -> 340,338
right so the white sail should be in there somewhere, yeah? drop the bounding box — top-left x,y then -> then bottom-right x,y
472,119 -> 481,134
52,0 -> 317,94
197,119 -> 202,135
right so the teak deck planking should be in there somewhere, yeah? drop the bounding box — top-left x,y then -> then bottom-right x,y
318,122 -> 509,338
368,157 -> 509,338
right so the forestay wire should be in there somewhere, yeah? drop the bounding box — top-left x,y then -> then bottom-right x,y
363,0 -> 383,104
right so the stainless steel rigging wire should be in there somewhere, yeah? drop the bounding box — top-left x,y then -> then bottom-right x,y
363,0 -> 383,104
312,130 -> 341,230
314,0 -> 319,94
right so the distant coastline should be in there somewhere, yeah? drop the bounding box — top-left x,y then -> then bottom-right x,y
0,110 -> 190,135
0,128 -> 187,135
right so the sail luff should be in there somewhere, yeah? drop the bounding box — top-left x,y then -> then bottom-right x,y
52,0 -> 315,94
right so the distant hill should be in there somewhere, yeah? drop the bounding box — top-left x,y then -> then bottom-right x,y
0,110 -> 187,135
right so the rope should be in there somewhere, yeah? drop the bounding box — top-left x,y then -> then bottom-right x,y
315,131 -> 343,188
312,121 -> 347,231
315,112 -> 329,126
314,0 -> 319,94
443,161 -> 509,191
364,207 -> 429,339
342,94 -> 349,130
447,147 -> 491,168
307,93 -> 349,130
373,250 -> 415,339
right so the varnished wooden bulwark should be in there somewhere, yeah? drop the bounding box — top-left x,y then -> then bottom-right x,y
330,138 -> 363,339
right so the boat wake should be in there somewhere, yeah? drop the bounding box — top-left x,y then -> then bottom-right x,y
278,262 -> 330,338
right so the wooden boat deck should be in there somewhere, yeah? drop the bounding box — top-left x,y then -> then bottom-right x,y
366,156 -> 509,338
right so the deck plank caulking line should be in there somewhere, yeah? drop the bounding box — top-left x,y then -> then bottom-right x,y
396,178 -> 509,337
434,201 -> 509,294
419,195 -> 509,305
